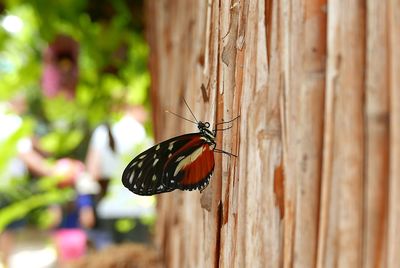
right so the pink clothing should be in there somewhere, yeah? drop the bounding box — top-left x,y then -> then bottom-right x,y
54,229 -> 87,261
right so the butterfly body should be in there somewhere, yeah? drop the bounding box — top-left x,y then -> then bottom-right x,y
122,121 -> 216,196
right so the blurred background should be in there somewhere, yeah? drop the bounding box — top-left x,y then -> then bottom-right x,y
0,0 -> 157,267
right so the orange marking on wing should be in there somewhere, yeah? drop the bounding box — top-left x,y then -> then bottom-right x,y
163,135 -> 204,170
180,144 -> 214,186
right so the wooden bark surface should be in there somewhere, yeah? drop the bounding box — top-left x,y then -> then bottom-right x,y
145,0 -> 399,267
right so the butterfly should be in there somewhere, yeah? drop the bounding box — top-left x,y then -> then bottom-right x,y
121,100 -> 238,196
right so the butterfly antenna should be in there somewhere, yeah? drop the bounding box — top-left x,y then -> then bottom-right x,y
165,110 -> 197,124
183,98 -> 198,123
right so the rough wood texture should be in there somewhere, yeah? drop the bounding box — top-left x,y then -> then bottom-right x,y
145,0 -> 399,267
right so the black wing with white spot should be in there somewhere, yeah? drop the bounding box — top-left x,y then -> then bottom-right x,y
122,133 -> 203,196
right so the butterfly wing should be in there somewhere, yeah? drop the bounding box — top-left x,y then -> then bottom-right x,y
122,133 -> 204,195
162,135 -> 215,192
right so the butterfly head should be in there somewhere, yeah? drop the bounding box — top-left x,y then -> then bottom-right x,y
198,121 -> 215,144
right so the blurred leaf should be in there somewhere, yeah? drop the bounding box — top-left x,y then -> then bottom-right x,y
0,187 -> 74,231
39,129 -> 84,155
126,72 -> 150,104
140,214 -> 156,227
0,115 -> 34,176
115,218 -> 136,233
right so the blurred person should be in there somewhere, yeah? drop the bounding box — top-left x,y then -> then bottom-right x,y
2,34 -> 83,266
0,95 -> 85,266
86,104 -> 148,184
42,34 -> 79,99
0,95 -> 56,266
82,104 -> 155,248
0,94 -> 83,183
0,95 -> 29,187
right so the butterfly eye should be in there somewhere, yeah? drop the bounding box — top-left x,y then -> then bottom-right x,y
205,122 -> 210,128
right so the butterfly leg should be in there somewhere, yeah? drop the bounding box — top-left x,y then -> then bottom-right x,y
213,115 -> 240,134
214,148 -> 237,157
214,115 -> 241,126
214,124 -> 234,132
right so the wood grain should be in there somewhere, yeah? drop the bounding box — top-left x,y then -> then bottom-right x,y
144,0 -> 397,267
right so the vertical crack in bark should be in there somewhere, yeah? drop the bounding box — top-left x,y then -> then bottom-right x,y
265,0 -> 273,66
215,201 -> 223,268
273,162 -> 285,219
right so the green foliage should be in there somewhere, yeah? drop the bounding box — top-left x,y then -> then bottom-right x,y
0,186 -> 75,231
0,174 -> 76,231
0,0 -> 151,227
0,115 -> 33,173
140,213 -> 156,227
115,218 -> 136,233
0,0 -> 150,155
0,4 -> 41,100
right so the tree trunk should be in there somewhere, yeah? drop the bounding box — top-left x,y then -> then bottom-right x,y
145,0 -> 399,267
